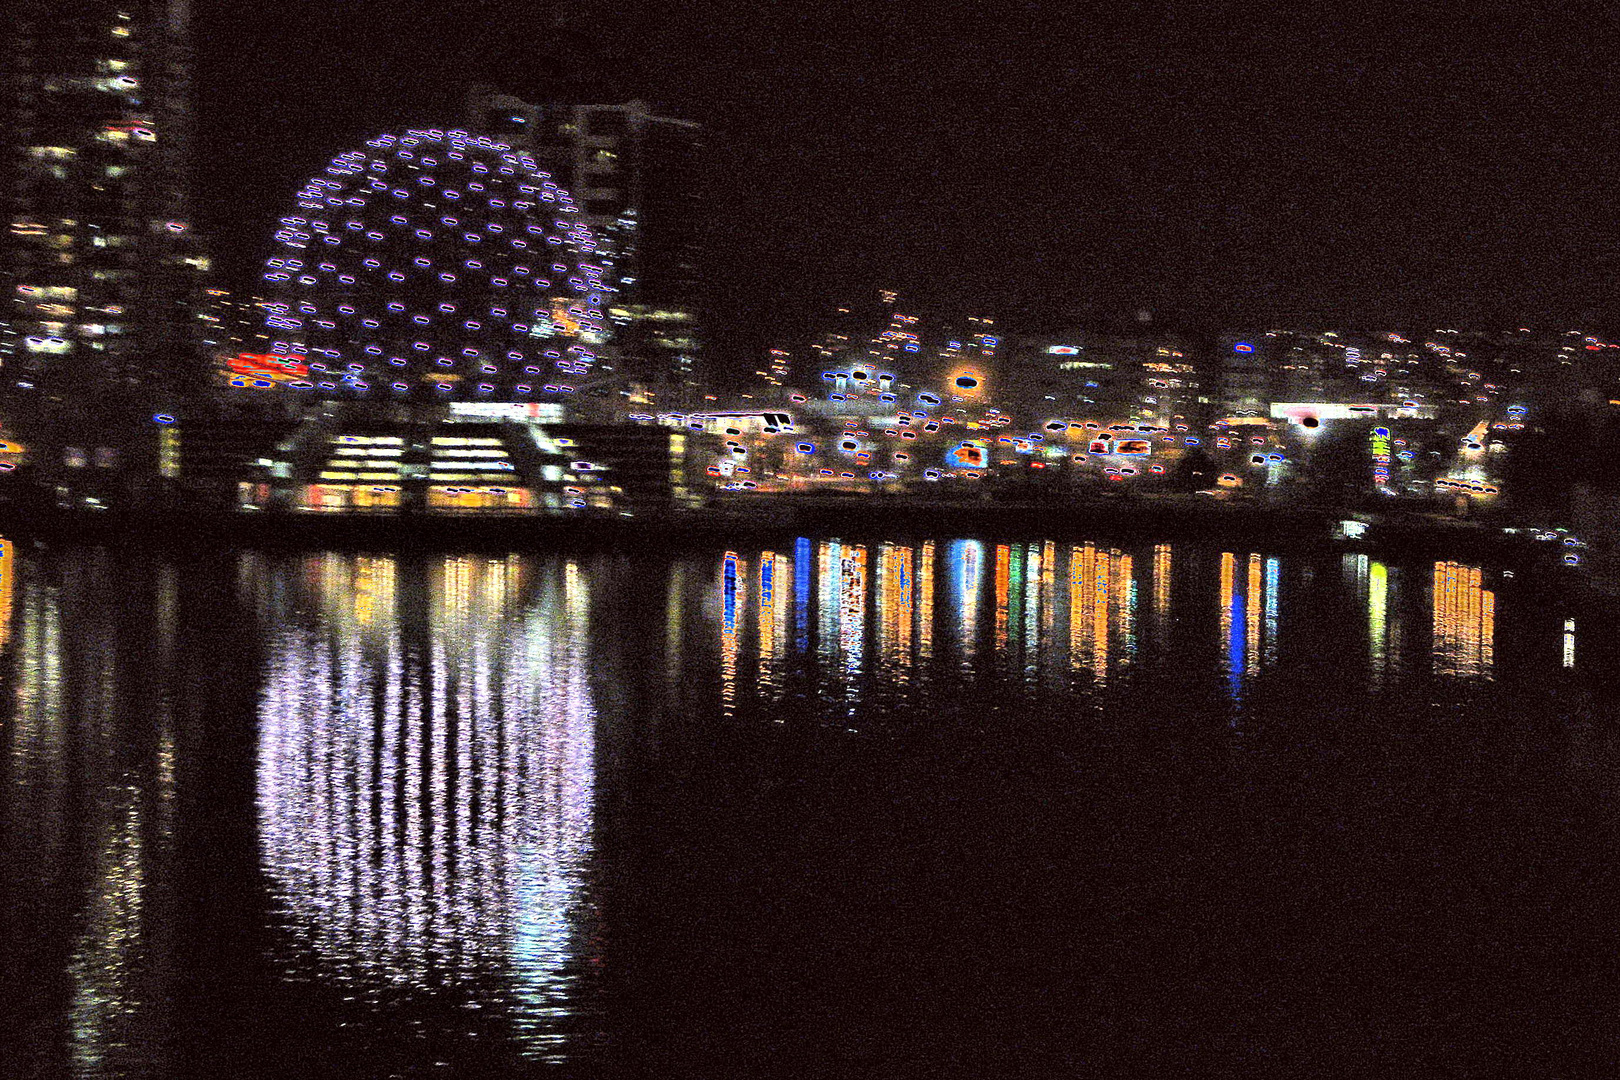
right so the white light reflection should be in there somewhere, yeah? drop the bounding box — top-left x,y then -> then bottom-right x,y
254,553 -> 598,1063
951,539 -> 984,667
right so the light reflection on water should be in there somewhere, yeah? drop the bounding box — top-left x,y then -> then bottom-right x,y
0,535 -> 1598,1078
714,539 -> 1534,723
252,551 -> 599,1064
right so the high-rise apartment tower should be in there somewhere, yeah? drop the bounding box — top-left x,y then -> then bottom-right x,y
2,0 -> 207,435
468,88 -> 705,400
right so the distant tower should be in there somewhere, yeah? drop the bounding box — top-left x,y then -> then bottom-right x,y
2,0 -> 208,430
468,89 -> 705,401
466,3 -> 706,407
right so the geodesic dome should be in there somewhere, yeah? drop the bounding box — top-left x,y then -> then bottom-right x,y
259,129 -> 610,401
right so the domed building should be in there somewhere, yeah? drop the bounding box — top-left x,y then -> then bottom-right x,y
257,129 -> 609,405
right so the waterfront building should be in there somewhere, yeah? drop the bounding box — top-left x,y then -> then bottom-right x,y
242,416 -> 589,514
256,129 -> 608,408
1007,331 -> 1200,431
223,405 -> 699,515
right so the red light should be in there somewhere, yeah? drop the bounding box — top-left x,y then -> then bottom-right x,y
229,352 -> 308,380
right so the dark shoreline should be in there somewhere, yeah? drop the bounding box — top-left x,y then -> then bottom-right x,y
0,495 -> 1563,566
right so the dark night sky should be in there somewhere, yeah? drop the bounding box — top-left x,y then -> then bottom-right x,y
192,1 -> 1620,371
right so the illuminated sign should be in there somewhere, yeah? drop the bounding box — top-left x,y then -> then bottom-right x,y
1272,402 -> 1436,422
685,410 -> 794,432
1046,345 -> 1080,354
1370,426 -> 1391,488
1233,342 -> 1254,353
228,352 -> 308,381
447,401 -> 565,422
1114,439 -> 1151,456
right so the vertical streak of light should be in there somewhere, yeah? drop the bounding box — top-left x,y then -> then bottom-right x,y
665,563 -> 685,693
1465,565 -> 1481,675
1153,543 -> 1171,650
956,540 -> 983,667
917,541 -> 935,663
408,624 -> 428,964
1563,617 -> 1576,668
1220,552 -> 1239,700
1091,547 -> 1109,684
382,622 -> 403,965
1246,554 -> 1262,677
1369,561 -> 1388,687
1004,543 -> 1024,678
431,573 -> 450,953
8,564 -> 65,886
1022,545 -> 1040,678
896,546 -> 913,683
877,546 -> 896,677
1455,564 -> 1471,675
876,545 -> 912,687
758,552 -> 778,701
1068,544 -> 1085,673
794,538 -> 812,655
818,541 -> 840,669
721,552 -> 739,717
841,545 -> 866,680
1007,545 -> 1024,642
1115,551 -> 1135,672
1030,543 -> 1050,686
1432,562 -> 1448,675
0,538 -> 13,653
775,552 -> 793,677
1263,556 -> 1280,669
67,784 -> 146,1078
994,544 -> 1011,654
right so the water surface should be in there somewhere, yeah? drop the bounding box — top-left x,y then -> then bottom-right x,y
1,536 -> 1612,1077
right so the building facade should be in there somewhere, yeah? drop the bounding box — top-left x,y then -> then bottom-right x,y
467,88 -> 705,400
2,0 -> 208,438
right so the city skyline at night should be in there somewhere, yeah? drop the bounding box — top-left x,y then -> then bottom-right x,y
3,5 -> 1618,1074
178,2 -> 1620,375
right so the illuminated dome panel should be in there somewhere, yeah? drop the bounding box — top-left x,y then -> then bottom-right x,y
260,129 -> 609,401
